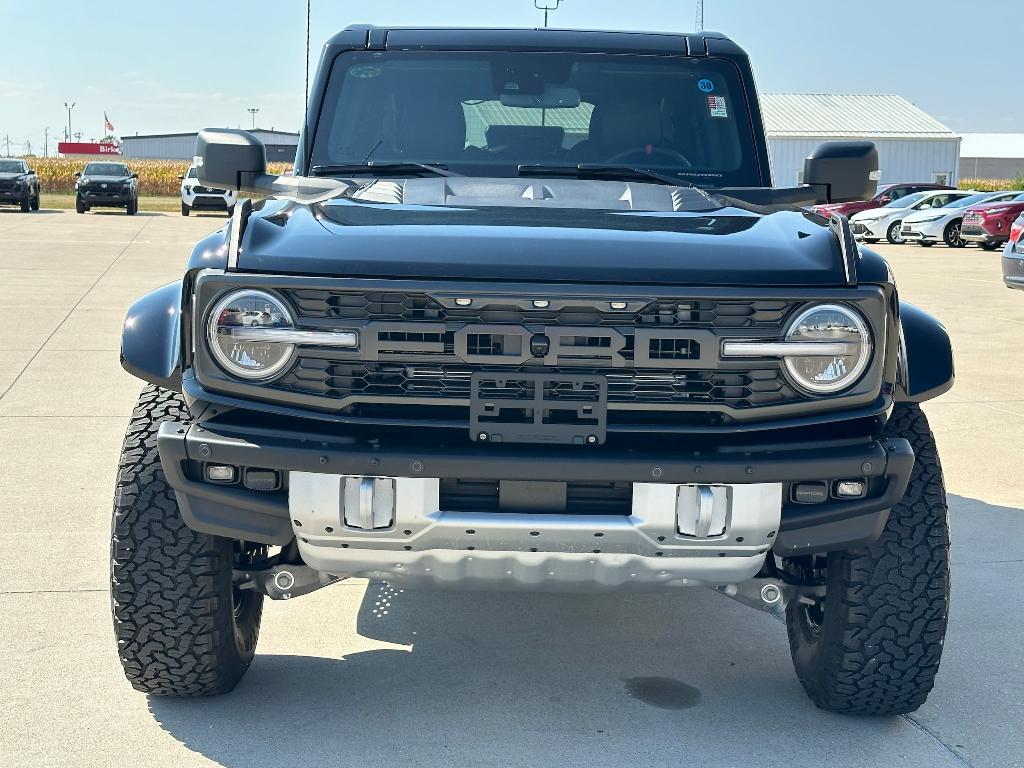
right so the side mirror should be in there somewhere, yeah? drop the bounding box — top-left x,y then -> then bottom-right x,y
803,141 -> 879,204
195,128 -> 268,191
131,173 -> 139,179
27,169 -> 36,175
74,172 -> 81,178
177,174 -> 184,180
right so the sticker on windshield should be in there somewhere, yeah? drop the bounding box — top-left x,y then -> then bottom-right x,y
349,65 -> 382,79
707,95 -> 729,118
698,78 -> 715,93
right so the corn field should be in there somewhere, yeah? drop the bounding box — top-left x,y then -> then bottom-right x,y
19,156 -> 293,196
960,178 -> 1024,192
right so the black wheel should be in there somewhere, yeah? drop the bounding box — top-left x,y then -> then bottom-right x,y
863,238 -> 879,244
181,202 -> 190,216
943,219 -> 966,248
20,194 -> 31,212
111,385 -> 264,696
785,404 -> 949,716
980,241 -> 1001,251
918,241 -> 934,247
75,196 -> 86,214
30,191 -> 40,211
886,221 -> 904,244
126,198 -> 138,215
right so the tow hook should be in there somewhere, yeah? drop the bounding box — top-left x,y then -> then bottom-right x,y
234,564 -> 342,600
715,577 -> 825,617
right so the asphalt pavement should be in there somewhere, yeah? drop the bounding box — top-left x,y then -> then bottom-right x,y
0,208 -> 1021,767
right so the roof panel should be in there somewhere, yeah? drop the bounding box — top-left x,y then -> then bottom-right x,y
761,94 -> 956,139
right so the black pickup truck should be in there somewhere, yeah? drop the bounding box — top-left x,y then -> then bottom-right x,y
0,158 -> 41,211
112,26 -> 954,716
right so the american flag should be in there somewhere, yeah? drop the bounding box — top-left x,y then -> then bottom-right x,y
104,112 -> 114,133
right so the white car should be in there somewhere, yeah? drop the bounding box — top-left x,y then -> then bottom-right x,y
901,190 -> 1024,248
850,190 -> 976,244
179,164 -> 236,217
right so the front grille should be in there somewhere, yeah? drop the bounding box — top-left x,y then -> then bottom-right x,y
282,289 -> 791,329
440,479 -> 633,515
274,360 -> 797,410
0,180 -> 15,193
192,185 -> 225,195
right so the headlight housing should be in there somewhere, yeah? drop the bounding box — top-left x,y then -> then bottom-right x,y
207,289 -> 296,380
915,214 -> 943,223
782,304 -> 872,394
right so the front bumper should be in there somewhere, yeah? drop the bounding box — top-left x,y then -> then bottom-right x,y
961,224 -> 1006,245
157,419 -> 914,589
901,219 -> 945,242
1003,249 -> 1024,289
851,220 -> 887,239
78,188 -> 132,205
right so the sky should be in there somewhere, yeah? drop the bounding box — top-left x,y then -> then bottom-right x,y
1,0 -> 1018,156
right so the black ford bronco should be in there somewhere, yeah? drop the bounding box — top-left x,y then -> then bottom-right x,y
112,26 -> 954,716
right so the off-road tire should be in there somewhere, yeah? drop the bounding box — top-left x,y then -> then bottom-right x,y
785,403 -> 949,716
110,385 -> 263,696
20,194 -> 30,212
126,198 -> 138,216
75,196 -> 86,214
30,191 -> 40,211
181,202 -> 190,216
886,221 -> 903,244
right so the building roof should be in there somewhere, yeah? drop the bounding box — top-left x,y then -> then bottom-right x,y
761,94 -> 957,139
122,129 -> 299,140
959,133 -> 1024,159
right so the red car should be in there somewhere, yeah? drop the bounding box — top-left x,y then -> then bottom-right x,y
961,194 -> 1024,250
813,182 -> 955,219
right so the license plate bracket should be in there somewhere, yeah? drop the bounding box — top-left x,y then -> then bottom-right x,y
470,371 -> 607,445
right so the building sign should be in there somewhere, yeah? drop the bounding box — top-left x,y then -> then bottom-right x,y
57,142 -> 122,156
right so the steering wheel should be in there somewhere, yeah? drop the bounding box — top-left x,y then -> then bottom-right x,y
607,146 -> 693,167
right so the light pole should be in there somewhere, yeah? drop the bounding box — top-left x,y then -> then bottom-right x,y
64,102 -> 75,142
534,0 -> 564,27
44,127 -> 49,157
247,107 -> 260,130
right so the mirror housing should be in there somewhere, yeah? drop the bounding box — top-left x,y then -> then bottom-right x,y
27,168 -> 36,175
803,141 -> 880,204
195,127 -> 350,204
131,172 -> 139,179
74,172 -> 81,178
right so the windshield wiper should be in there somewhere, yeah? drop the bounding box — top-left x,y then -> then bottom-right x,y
309,162 -> 460,178
516,163 -> 693,187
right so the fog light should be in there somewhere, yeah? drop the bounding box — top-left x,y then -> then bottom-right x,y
792,482 -> 829,504
610,301 -> 628,310
206,464 -> 236,483
455,298 -> 473,306
532,299 -> 550,308
244,469 -> 281,492
835,479 -> 866,498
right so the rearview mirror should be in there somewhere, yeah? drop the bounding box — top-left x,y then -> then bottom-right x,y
500,86 -> 581,109
195,128 -> 267,191
803,142 -> 880,204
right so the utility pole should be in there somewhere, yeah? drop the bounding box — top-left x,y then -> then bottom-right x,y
44,127 -> 49,157
26,139 -> 32,156
247,107 -> 260,130
3,135 -> 9,157
534,0 -> 564,27
64,101 -> 75,142
695,0 -> 704,31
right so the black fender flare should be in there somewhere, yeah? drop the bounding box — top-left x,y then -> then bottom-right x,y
896,300 -> 954,402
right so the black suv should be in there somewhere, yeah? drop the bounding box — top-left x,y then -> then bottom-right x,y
75,161 -> 139,214
0,158 -> 41,212
112,27 -> 954,716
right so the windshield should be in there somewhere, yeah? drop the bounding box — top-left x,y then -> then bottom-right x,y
884,191 -> 928,208
187,167 -> 198,178
942,193 -> 997,208
0,160 -> 25,173
311,51 -> 762,186
84,162 -> 129,176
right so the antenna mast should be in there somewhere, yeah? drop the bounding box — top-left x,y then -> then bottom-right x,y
695,0 -> 704,31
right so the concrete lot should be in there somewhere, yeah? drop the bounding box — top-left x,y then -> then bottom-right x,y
0,209 -> 1021,768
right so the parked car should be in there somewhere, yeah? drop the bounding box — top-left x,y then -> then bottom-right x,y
179,164 -> 236,217
74,161 -> 139,215
112,25 -> 954,717
901,191 -> 1023,248
813,182 -> 954,219
850,189 -> 976,244
1003,213 -> 1024,289
961,194 -> 1024,250
0,157 -> 41,212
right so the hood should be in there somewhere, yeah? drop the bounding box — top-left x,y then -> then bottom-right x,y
236,178 -> 851,286
965,200 -> 1024,213
903,207 -> 957,223
851,206 -> 902,220
0,171 -> 28,181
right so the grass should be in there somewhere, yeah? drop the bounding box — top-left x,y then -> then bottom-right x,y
41,194 -> 187,213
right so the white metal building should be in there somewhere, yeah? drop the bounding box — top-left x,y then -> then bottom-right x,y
762,94 -> 961,187
959,134 -> 1024,181
120,129 -> 299,162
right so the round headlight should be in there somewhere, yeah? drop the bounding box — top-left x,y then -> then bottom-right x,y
783,304 -> 871,394
207,289 -> 296,380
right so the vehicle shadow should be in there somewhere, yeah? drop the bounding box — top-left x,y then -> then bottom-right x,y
0,209 -> 62,215
146,493 -> 1023,767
